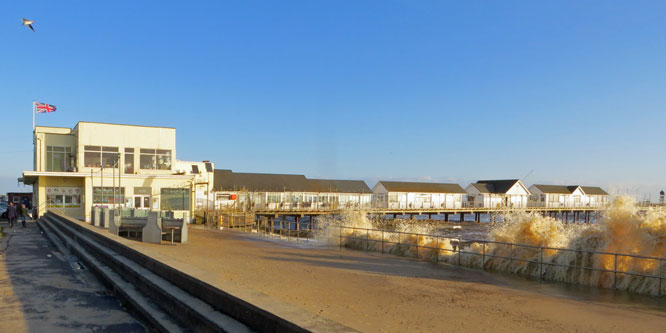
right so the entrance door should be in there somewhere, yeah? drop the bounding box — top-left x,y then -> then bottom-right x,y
134,195 -> 150,209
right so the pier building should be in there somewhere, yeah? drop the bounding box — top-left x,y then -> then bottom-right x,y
371,181 -> 466,209
173,160 -> 215,210
528,184 -> 609,208
213,170 -> 372,211
20,122 -> 205,221
465,179 -> 530,208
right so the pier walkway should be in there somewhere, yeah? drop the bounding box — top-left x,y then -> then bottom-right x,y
120,227 -> 666,332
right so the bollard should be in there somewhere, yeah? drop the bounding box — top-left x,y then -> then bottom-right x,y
100,207 -> 110,228
92,206 -> 100,226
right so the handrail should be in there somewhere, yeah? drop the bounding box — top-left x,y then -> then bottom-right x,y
333,225 -> 666,296
334,225 -> 666,262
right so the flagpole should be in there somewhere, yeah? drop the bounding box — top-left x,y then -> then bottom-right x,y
32,101 -> 35,143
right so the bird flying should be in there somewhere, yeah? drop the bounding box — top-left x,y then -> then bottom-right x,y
22,18 -> 35,31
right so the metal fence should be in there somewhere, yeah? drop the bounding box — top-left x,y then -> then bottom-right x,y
335,226 -> 666,296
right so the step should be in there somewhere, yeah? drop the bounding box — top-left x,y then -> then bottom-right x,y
41,215 -> 251,332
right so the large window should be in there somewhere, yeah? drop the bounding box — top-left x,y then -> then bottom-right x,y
124,148 -> 135,173
46,187 -> 81,208
160,188 -> 190,210
84,146 -> 119,168
140,149 -> 171,170
46,146 -> 73,171
93,187 -> 125,204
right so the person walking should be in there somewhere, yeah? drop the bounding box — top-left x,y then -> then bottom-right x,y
19,203 -> 28,228
7,202 -> 17,229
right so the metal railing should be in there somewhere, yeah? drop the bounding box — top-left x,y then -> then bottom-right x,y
220,216 -> 319,244
334,226 -> 666,296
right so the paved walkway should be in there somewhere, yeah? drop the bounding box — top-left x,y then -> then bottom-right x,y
114,227 -> 666,332
0,220 -> 144,333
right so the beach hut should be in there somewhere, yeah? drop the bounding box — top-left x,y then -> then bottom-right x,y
528,184 -> 609,208
372,181 -> 466,209
465,179 -> 530,208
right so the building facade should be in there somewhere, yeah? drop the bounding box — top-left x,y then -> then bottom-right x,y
213,170 -> 372,211
21,122 -> 202,221
372,181 -> 466,209
465,179 -> 530,208
528,185 -> 609,208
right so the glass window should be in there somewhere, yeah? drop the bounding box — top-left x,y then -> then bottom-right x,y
140,149 -> 171,170
46,146 -> 72,171
85,146 -> 118,168
124,148 -> 134,173
388,193 -> 398,202
156,149 -> 171,170
160,188 -> 190,210
46,193 -> 81,208
93,187 -> 125,204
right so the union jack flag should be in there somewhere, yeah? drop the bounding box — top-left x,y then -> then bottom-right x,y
35,102 -> 56,113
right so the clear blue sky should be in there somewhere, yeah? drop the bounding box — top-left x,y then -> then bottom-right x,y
2,1 -> 666,199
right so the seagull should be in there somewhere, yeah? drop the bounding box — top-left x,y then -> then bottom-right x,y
22,18 -> 35,31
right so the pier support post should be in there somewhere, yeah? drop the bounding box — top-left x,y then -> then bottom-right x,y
460,213 -> 465,222
444,213 -> 449,222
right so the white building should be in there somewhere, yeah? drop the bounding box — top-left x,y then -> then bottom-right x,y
173,160 -> 215,210
21,122 -> 207,221
528,184 -> 609,208
372,181 -> 466,209
465,179 -> 530,208
212,170 -> 372,211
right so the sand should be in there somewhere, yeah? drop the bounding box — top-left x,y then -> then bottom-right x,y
119,228 -> 666,332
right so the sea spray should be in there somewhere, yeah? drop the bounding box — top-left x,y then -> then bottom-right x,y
315,197 -> 666,296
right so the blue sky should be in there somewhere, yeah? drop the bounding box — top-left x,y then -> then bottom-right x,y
1,1 -> 666,199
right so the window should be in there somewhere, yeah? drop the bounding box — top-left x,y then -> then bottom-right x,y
140,149 -> 171,170
216,193 -> 231,201
124,148 -> 134,173
267,193 -> 281,203
46,187 -> 81,208
191,165 -> 200,174
93,187 -> 125,204
160,188 -> 190,210
46,146 -> 73,171
84,146 -> 119,168
389,193 -> 398,202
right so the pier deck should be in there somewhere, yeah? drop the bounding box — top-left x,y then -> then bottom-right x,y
110,227 -> 666,332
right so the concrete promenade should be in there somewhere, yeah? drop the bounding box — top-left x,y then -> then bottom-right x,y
117,227 -> 666,332
0,220 -> 144,332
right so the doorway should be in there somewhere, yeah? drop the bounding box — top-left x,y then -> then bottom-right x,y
134,195 -> 150,209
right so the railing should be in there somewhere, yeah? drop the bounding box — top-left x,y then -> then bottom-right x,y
220,216 -> 318,244
334,226 -> 666,296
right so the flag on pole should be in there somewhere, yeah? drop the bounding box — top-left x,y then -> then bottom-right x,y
35,102 -> 56,113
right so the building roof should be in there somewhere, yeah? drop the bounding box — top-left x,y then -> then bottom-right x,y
531,184 -> 608,196
214,170 -> 311,192
580,186 -> 609,196
73,121 -> 176,130
473,179 -> 523,194
309,179 -> 372,194
531,184 -> 580,194
377,181 -> 467,194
